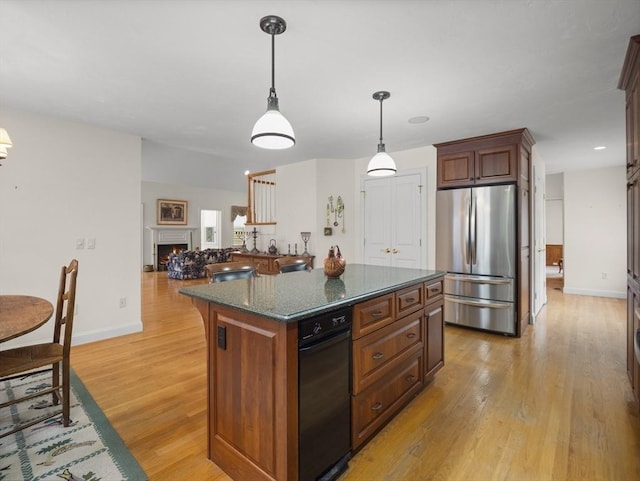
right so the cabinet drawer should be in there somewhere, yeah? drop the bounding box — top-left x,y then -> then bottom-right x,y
352,354 -> 422,450
395,284 -> 424,318
425,279 -> 443,300
353,313 -> 423,394
353,294 -> 394,339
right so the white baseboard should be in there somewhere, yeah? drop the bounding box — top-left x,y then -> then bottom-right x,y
73,322 -> 144,346
562,287 -> 626,299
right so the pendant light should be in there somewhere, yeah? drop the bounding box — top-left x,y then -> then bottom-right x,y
251,15 -> 295,150
0,128 -> 13,163
367,91 -> 396,176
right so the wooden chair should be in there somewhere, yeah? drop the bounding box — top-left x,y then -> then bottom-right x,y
206,262 -> 256,283
0,259 -> 79,438
275,256 -> 312,273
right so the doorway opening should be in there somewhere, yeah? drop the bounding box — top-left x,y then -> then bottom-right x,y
201,209 -> 221,249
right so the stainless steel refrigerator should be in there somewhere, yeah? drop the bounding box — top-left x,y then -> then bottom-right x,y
436,184 -> 517,335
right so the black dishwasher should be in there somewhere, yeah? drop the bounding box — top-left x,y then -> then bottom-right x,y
299,308 -> 352,481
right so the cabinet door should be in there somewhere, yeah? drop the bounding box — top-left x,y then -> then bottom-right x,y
425,304 -> 444,380
629,177 -> 640,283
475,144 -> 517,185
437,151 -> 475,188
627,80 -> 640,177
362,173 -> 423,268
211,309 -> 297,481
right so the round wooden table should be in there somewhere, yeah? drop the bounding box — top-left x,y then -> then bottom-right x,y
0,295 -> 54,343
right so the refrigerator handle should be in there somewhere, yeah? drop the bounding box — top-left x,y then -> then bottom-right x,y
469,192 -> 477,265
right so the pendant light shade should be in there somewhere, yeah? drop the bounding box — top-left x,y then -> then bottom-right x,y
0,128 -> 13,160
367,91 -> 396,176
251,15 -> 295,150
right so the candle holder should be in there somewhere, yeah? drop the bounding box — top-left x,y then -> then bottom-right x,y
301,231 -> 311,257
240,230 -> 250,253
250,227 -> 260,254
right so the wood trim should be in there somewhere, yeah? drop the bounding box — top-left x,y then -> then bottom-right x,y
618,35 -> 640,90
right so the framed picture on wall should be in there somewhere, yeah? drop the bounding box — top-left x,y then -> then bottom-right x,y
157,199 -> 188,225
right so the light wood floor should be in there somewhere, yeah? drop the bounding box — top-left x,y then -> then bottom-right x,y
71,272 -> 640,481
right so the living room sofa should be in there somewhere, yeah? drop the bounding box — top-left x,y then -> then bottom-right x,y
166,247 -> 237,280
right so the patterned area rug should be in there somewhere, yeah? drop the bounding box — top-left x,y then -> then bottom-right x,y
0,369 -> 146,481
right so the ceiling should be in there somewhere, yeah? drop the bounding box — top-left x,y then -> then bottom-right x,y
1,0 -> 639,191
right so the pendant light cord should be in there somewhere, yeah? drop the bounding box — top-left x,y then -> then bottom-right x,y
379,99 -> 384,145
270,32 -> 276,95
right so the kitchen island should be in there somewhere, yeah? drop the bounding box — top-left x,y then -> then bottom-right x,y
180,264 -> 444,481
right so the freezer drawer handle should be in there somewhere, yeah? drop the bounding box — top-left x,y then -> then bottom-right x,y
448,297 -> 511,309
371,402 -> 383,411
446,275 -> 512,286
372,352 -> 384,360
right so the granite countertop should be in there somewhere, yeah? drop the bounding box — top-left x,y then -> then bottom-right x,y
179,263 -> 444,323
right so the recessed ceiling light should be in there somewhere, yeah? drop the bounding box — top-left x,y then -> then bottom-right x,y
593,146 -> 607,150
408,116 -> 430,124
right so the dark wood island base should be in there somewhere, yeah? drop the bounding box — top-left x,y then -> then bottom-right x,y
181,265 -> 445,481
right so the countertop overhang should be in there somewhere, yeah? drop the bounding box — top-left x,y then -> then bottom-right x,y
179,264 -> 444,323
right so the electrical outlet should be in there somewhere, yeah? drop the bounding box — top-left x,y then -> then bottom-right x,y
87,238 -> 96,249
119,297 -> 127,308
601,272 -> 608,280
76,238 -> 85,249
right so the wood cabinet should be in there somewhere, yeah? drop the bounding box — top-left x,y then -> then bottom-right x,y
424,278 -> 444,380
231,252 -> 314,275
192,301 -> 298,481
619,34 -> 640,411
436,137 -> 520,188
351,276 -> 444,450
435,129 -> 535,337
184,269 -> 445,481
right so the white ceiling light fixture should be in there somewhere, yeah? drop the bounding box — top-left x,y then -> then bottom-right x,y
251,15 -> 295,150
0,128 -> 13,162
367,91 -> 396,177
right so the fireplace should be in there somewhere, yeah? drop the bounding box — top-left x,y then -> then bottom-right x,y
148,226 -> 195,270
157,243 -> 188,270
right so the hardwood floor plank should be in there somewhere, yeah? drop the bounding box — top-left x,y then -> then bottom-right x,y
69,272 -> 640,481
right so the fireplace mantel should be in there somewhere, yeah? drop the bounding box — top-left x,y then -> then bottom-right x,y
148,226 -> 197,269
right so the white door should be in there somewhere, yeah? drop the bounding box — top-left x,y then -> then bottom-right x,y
363,172 -> 423,268
533,165 -> 547,319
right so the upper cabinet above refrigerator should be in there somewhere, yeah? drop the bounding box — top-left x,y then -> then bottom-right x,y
435,129 -> 535,190
434,129 -> 535,337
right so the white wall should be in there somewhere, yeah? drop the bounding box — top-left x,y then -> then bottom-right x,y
264,159 -> 319,258
272,147 -> 436,270
141,181 -> 246,265
0,108 -> 142,348
563,166 -> 626,298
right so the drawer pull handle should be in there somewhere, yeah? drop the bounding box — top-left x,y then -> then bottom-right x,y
430,287 -> 440,293
372,352 -> 384,360
406,375 -> 416,382
405,297 -> 416,303
371,402 -> 383,411
371,310 -> 383,317
406,332 -> 416,339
